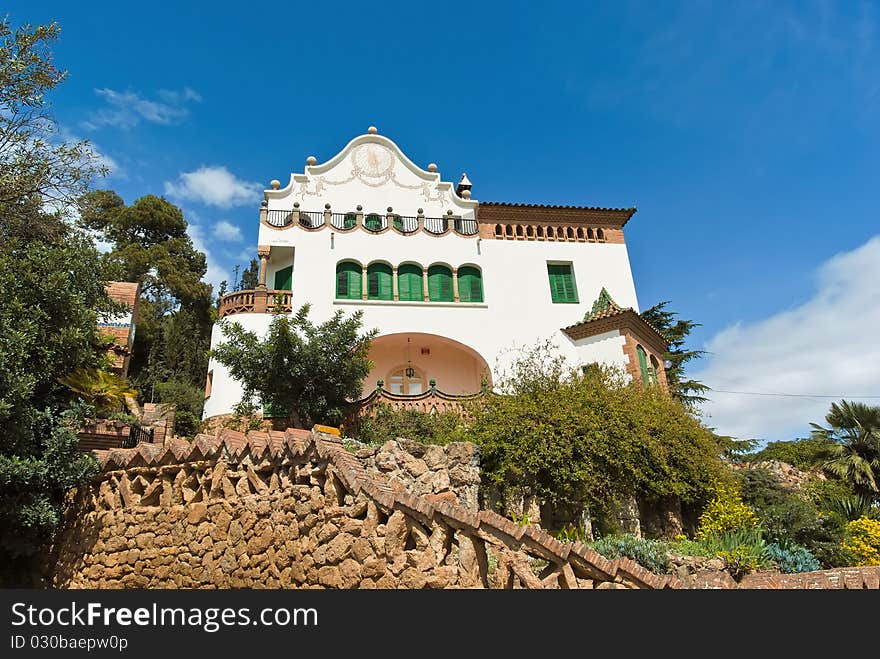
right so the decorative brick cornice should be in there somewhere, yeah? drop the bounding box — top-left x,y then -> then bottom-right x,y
477,202 -> 636,228
563,308 -> 668,356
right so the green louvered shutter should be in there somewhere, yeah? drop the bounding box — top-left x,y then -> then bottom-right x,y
398,264 -> 423,301
367,263 -> 393,300
365,214 -> 382,231
547,263 -> 577,303
637,345 -> 650,386
428,265 -> 453,302
458,266 -> 483,302
343,213 -> 356,229
273,265 -> 292,290
336,262 -> 361,299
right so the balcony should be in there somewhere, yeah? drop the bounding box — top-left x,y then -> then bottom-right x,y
265,207 -> 479,237
218,289 -> 293,319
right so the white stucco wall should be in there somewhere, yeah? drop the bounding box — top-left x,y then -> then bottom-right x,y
202,131 -> 639,419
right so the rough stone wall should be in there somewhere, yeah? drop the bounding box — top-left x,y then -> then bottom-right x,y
352,439 -> 481,512
42,428 -> 677,590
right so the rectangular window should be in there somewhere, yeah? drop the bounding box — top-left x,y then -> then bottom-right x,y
547,263 -> 578,303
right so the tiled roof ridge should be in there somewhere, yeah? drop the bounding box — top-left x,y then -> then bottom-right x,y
584,287 -> 626,322
92,427 -> 678,589
479,201 -> 636,213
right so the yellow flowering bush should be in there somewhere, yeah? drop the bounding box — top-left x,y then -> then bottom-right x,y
841,517 -> 880,566
696,485 -> 758,539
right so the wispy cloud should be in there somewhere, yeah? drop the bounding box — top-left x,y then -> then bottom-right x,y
213,219 -> 243,242
164,166 -> 261,209
692,235 -> 880,443
186,213 -> 230,290
83,87 -> 201,130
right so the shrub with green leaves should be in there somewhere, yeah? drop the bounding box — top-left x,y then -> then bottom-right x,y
746,437 -> 833,469
701,528 -> 773,578
696,485 -> 758,539
354,405 -> 465,446
766,542 -> 821,573
590,534 -> 671,574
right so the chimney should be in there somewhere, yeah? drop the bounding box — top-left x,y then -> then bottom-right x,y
456,172 -> 472,197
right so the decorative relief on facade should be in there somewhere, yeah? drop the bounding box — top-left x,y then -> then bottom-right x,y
293,143 -> 449,204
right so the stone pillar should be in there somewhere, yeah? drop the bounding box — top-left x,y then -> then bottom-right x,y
422,269 -> 429,301
452,267 -> 460,302
259,200 -> 268,226
392,266 -> 399,301
362,263 -> 368,300
257,246 -> 270,289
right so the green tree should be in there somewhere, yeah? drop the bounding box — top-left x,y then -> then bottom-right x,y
235,258 -> 259,291
464,342 -> 728,527
0,18 -> 112,575
77,190 -> 214,397
811,400 -> 880,497
640,301 -> 709,409
211,304 -> 377,428
0,19 -> 106,236
58,368 -> 137,417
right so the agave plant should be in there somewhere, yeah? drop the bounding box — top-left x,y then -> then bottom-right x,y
58,368 -> 138,417
811,400 -> 880,496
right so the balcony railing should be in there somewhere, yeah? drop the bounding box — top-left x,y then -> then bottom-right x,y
264,207 -> 479,237
218,289 -> 293,318
341,383 -> 484,432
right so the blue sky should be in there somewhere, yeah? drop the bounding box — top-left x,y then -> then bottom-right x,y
11,1 -> 880,442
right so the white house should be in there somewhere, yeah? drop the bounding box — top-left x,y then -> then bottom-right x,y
202,127 -> 668,421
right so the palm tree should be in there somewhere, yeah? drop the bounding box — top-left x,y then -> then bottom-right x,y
58,368 -> 138,417
811,400 -> 880,496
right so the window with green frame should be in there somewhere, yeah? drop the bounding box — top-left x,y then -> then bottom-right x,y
367,263 -> 393,300
364,213 -> 383,232
273,265 -> 292,290
397,263 -> 423,301
427,265 -> 453,302
336,261 -> 362,299
457,266 -> 483,302
343,212 -> 356,229
547,263 -> 578,303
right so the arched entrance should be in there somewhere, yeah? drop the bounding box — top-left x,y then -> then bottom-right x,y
363,333 -> 491,397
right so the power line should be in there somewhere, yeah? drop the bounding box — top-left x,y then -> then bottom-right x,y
709,389 -> 880,399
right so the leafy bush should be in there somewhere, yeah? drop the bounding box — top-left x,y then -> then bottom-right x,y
665,537 -> 713,558
696,485 -> 758,539
354,405 -> 464,446
590,533 -> 670,574
154,380 -> 205,438
746,436 -> 833,469
765,542 -> 820,573
841,517 -> 880,566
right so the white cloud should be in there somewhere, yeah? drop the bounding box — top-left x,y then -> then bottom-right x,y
692,235 -> 880,443
84,87 -> 201,129
186,218 -> 230,291
213,220 -> 243,242
164,166 -> 261,208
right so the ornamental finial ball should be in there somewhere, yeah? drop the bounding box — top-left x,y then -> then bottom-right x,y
325,203 -> 331,210
461,189 -> 472,199
270,179 -> 281,189
367,126 -> 378,134
356,204 -> 363,211
306,156 -> 317,166
427,163 -> 438,172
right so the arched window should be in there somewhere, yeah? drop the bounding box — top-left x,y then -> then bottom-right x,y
515,225 -> 524,238
587,228 -> 595,241
343,212 -> 356,229
336,261 -> 362,299
458,266 -> 483,303
536,226 -> 545,239
427,265 -> 453,302
397,263 -> 423,301
388,366 -> 425,395
367,263 -> 393,300
495,224 -> 503,237
576,227 -> 584,241
597,228 -> 605,241
636,345 -> 651,386
567,227 -> 575,240
526,225 -> 534,238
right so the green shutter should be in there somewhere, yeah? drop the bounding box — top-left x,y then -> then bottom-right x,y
458,266 -> 483,303
343,213 -> 356,229
547,264 -> 577,303
392,215 -> 404,231
273,265 -> 292,290
398,264 -> 423,301
336,262 -> 362,299
428,266 -> 453,302
637,345 -> 650,386
367,263 -> 393,300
